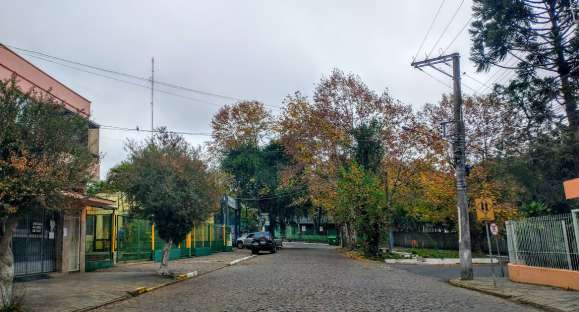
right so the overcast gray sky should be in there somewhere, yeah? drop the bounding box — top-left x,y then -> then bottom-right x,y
1,0 -> 494,178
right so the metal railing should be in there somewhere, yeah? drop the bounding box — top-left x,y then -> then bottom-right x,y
506,210 -> 579,271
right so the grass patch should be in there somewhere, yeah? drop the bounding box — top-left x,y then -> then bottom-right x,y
395,248 -> 459,259
382,252 -> 404,259
394,247 -> 488,259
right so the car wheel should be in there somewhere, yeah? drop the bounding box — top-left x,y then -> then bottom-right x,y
251,248 -> 259,255
237,241 -> 244,249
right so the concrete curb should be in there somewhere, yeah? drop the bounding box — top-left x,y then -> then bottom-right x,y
448,279 -> 566,312
72,255 -> 255,312
385,258 -> 493,265
229,255 -> 255,266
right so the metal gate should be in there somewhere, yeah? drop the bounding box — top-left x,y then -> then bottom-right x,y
13,208 -> 58,277
116,216 -> 152,262
66,215 -> 81,272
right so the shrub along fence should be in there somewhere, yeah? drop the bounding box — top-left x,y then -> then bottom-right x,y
392,230 -> 508,256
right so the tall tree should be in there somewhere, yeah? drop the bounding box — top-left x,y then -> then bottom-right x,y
352,119 -> 385,173
210,100 -> 272,153
220,141 -> 299,234
349,119 -> 387,256
336,163 -> 386,257
277,70 -> 417,250
109,130 -> 218,275
278,70 -> 405,211
0,79 -> 94,308
470,0 -> 579,176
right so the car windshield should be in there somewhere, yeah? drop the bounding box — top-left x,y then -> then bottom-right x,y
254,232 -> 271,239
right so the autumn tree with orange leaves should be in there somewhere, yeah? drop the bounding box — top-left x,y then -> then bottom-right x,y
277,69 -> 418,251
405,94 -> 523,229
210,100 -> 272,153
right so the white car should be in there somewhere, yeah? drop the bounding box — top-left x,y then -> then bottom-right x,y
236,232 -> 283,249
235,233 -> 253,249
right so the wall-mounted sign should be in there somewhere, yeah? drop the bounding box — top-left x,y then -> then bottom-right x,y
31,222 -> 43,234
563,178 -> 579,199
49,219 -> 56,239
490,223 -> 499,236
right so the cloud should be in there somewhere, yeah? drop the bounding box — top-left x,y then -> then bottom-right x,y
1,0 -> 490,177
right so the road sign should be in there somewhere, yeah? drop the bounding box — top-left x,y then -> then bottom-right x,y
475,198 -> 495,222
489,223 -> 499,236
563,178 -> 579,199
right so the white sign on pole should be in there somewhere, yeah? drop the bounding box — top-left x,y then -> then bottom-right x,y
490,223 -> 499,236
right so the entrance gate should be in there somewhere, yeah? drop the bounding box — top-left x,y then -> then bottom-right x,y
13,208 -> 58,277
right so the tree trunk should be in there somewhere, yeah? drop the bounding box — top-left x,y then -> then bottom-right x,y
158,239 -> 172,276
345,222 -> 356,250
0,218 -> 17,309
339,224 -> 344,248
344,223 -> 350,249
280,222 -> 286,239
556,51 -> 579,178
549,3 -> 579,177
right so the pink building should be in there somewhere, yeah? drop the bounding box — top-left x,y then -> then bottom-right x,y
0,44 -> 113,276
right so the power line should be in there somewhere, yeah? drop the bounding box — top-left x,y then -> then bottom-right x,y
6,44 -> 247,103
232,187 -> 309,201
416,66 -> 478,94
427,0 -> 467,57
99,125 -> 212,136
18,51 -> 216,105
414,0 -> 447,60
478,67 -> 517,94
463,72 -> 487,88
472,57 -> 519,95
442,16 -> 473,54
418,68 -> 453,89
17,50 -> 283,110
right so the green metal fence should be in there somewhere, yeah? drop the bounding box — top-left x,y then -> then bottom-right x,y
113,216 -> 232,264
116,216 -> 152,262
279,224 -> 339,245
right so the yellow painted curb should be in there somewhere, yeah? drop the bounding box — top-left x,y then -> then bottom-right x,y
127,287 -> 148,297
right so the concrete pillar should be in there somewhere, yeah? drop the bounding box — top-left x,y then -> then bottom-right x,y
59,213 -> 70,273
55,213 -> 65,273
79,207 -> 86,272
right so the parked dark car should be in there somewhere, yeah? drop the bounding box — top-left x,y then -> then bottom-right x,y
249,231 -> 277,254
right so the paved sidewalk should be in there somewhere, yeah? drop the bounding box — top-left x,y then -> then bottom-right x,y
385,257 -> 494,265
18,249 -> 253,312
450,278 -> 579,312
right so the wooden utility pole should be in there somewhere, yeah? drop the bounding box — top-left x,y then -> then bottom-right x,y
412,53 -> 473,280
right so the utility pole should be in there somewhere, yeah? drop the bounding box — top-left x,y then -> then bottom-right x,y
412,53 -> 473,280
150,57 -> 155,131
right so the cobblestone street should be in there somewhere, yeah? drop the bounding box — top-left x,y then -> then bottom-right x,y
96,243 -> 537,311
